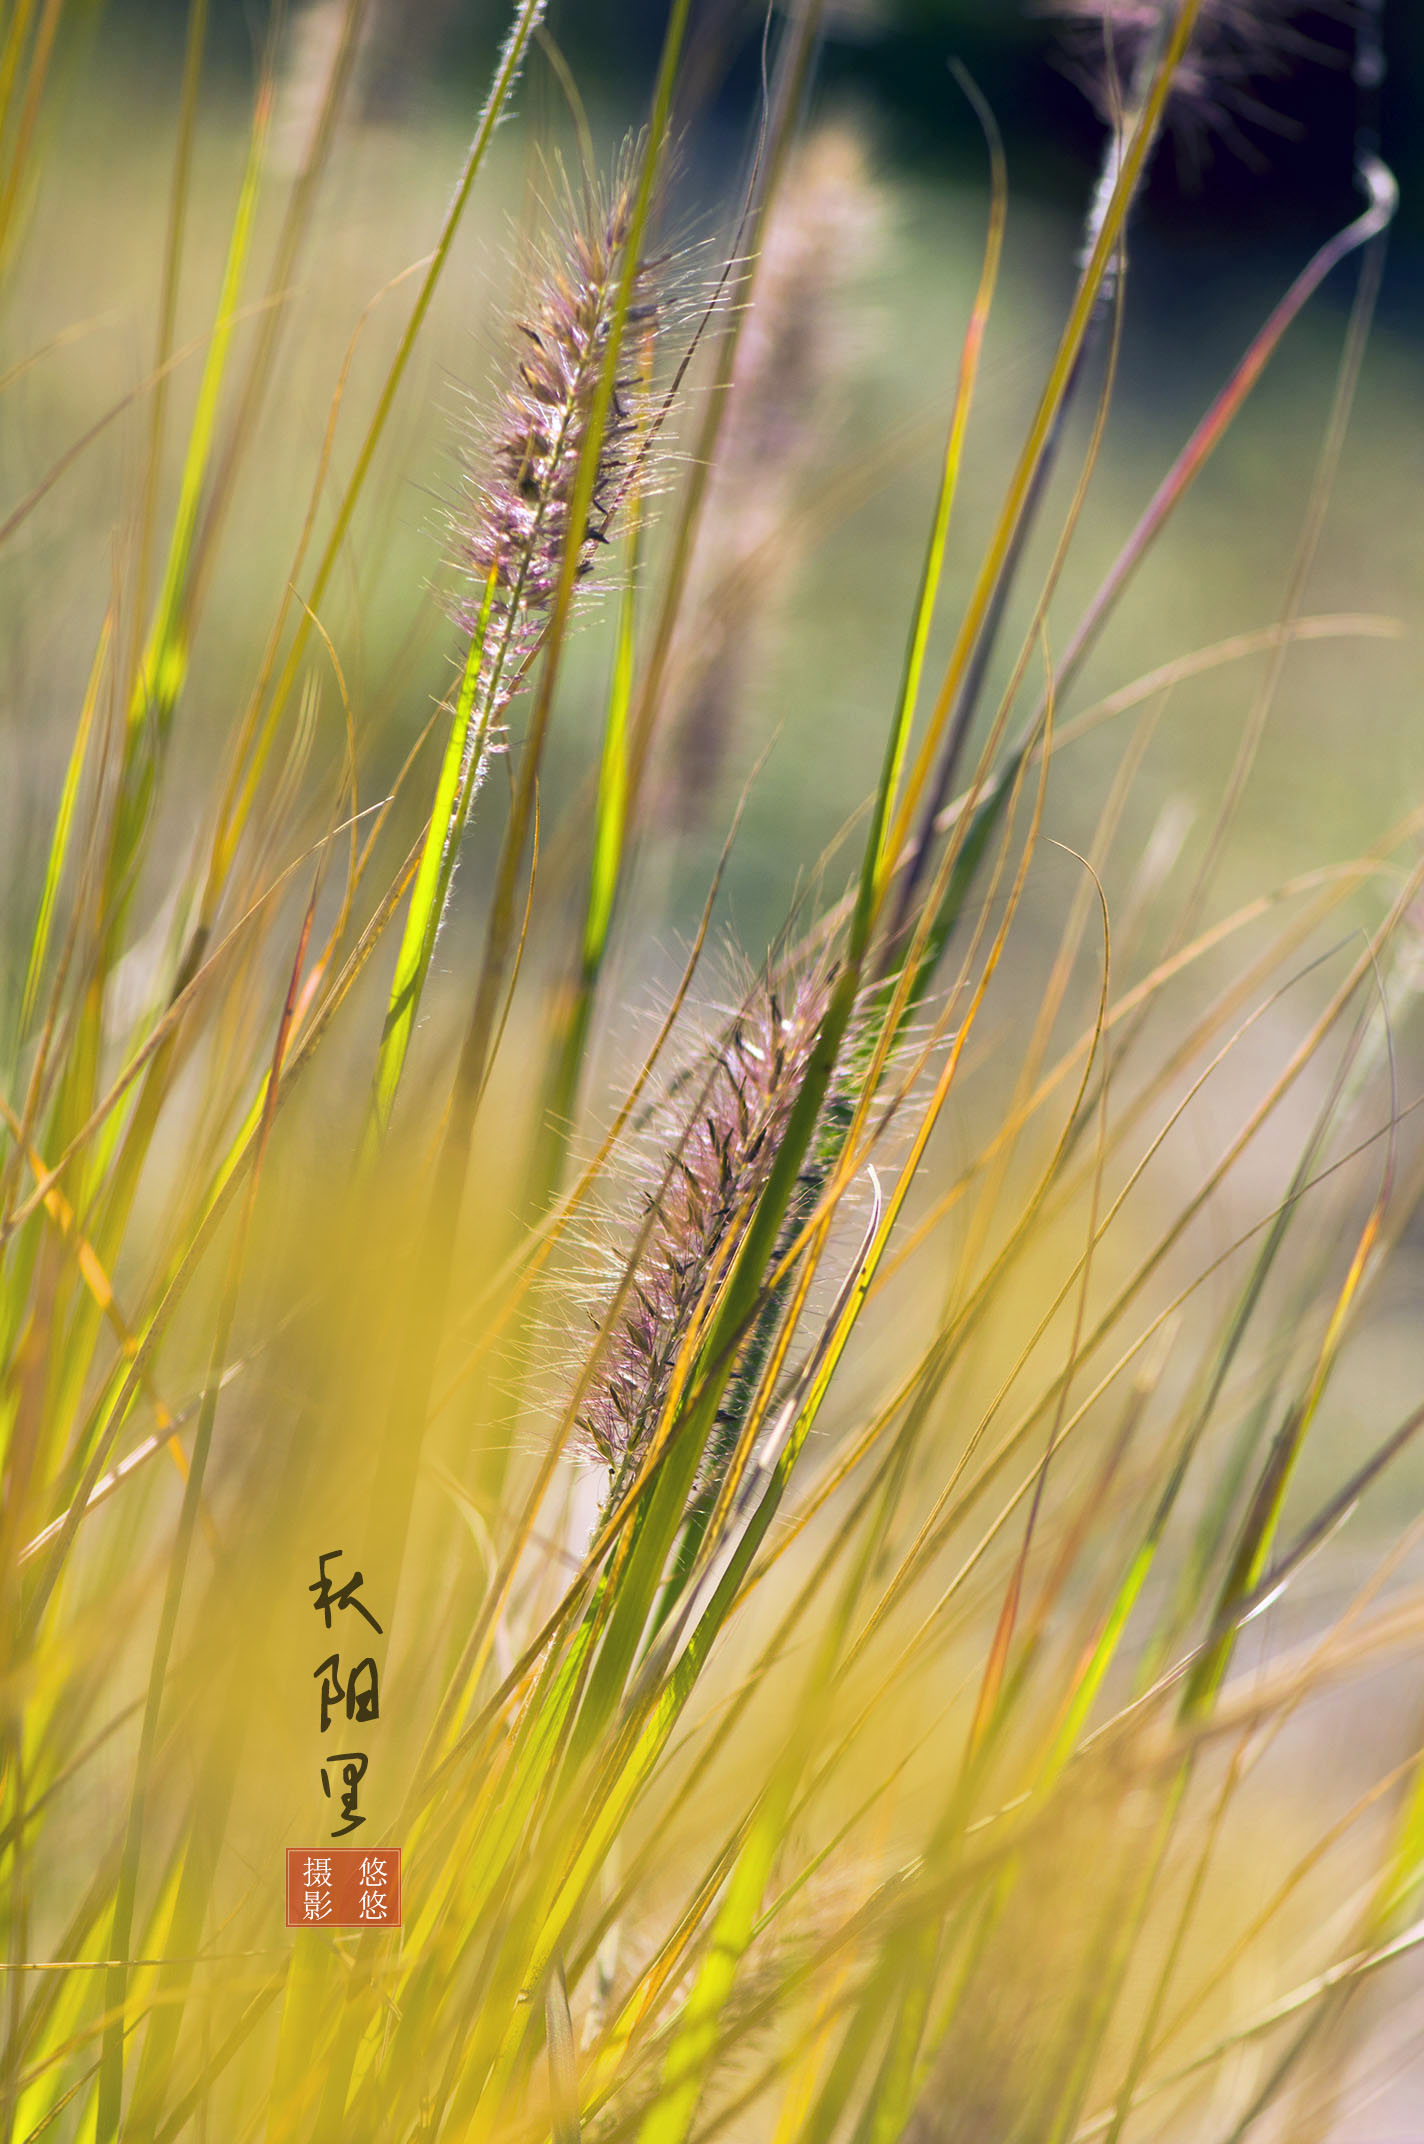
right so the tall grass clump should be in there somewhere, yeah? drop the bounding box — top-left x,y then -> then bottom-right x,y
2,2 -> 1421,2141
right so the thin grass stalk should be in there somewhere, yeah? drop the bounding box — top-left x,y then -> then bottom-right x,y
621,0 -> 829,815
116,66 -> 272,887
403,832 -> 743,1797
886,8 -> 1172,945
460,1185 -> 887,2125
636,1404 -> 911,2144
199,0 -> 551,914
0,0 -> 63,271
634,645 -> 1052,2144
128,0 -> 208,694
871,67 -> 1005,893
1015,150 -> 1398,768
94,889 -> 317,2140
367,591 -> 494,1139
881,0 -> 1206,879
1160,164 -> 1394,966
17,615 -> 111,1042
359,5 -> 696,1661
184,0 -> 373,624
0,0 -> 43,200
526,486 -> 644,1219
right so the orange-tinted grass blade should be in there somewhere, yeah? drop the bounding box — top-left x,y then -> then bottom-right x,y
213,0 -> 551,896
966,849 -> 1110,1760
1037,157 -> 1399,734
0,1095 -> 216,1555
0,801 -> 382,1252
882,2 -> 1207,873
872,64 -> 1006,891
1182,1052 -> 1397,1723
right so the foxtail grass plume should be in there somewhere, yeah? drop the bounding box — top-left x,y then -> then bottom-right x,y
1043,0 -> 1329,166
450,162 -> 657,740
365,152 -> 663,1139
579,977 -> 829,1484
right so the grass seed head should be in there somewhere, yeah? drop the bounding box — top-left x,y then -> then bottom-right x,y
451,157 -> 658,716
579,976 -> 830,1481
1043,0 -> 1336,167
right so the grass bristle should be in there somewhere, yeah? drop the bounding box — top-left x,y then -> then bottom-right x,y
452,161 -> 657,712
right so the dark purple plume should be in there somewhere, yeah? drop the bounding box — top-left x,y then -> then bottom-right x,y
580,979 -> 829,1478
450,164 -> 656,724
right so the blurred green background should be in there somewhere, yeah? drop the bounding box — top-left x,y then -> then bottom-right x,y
99,1 -> 1424,239
7,0 -> 1419,953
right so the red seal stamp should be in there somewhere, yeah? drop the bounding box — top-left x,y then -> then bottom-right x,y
285,1846 -> 401,1927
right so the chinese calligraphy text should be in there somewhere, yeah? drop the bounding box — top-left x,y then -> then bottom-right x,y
309,1549 -> 383,1838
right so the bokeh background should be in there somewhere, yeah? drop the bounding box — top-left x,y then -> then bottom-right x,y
7,0 -> 1420,945
95,1 -> 1424,241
